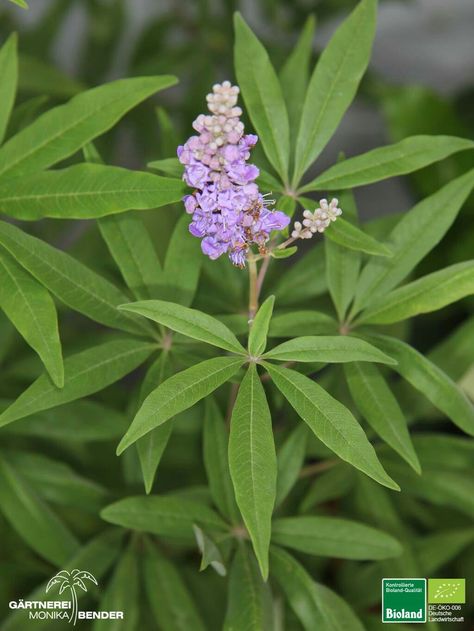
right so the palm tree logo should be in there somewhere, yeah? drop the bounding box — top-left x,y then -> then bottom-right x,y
46,569 -> 98,626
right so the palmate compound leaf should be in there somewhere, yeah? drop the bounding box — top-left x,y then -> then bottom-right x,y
263,335 -> 397,364
351,168 -> 474,315
270,546 -> 365,631
262,362 -> 399,490
0,337 -> 156,427
224,544 -> 274,631
292,0 -> 377,185
116,356 -> 245,454
119,300 -> 246,354
234,13 -> 290,182
228,363 -> 277,580
0,164 -> 187,220
300,135 -> 474,192
0,220 -> 152,336
0,34 -> 18,145
272,515 -> 402,560
361,333 -> 474,437
0,75 -> 178,179
0,248 -> 63,387
344,362 -> 420,473
358,260 -> 474,325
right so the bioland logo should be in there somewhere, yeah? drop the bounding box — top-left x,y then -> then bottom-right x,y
9,568 -> 124,625
382,578 -> 427,623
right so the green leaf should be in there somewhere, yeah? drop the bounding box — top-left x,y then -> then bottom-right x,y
272,515 -> 402,559
224,544 -> 274,631
8,0 -> 28,8
263,363 -> 399,490
0,220 -> 150,336
229,364 -> 276,579
271,546 -> 365,631
325,217 -> 392,257
234,13 -> 290,182
147,157 -> 182,177
0,336 -> 155,426
0,452 -> 79,566
279,15 -> 316,141
293,0 -> 377,184
3,400 -> 128,442
271,245 -> 298,259
99,212 -> 163,300
120,300 -> 245,354
203,398 -> 240,524
276,424 -> 307,506
193,525 -> 227,576
264,335 -> 396,364
7,451 -> 107,513
0,75 -> 177,178
359,260 -> 474,324
344,362 -> 420,473
144,540 -> 207,631
325,187 -> 361,321
269,310 -> 337,337
0,164 -> 186,220
351,168 -> 474,314
101,495 -> 227,539
362,334 -> 474,437
248,295 -> 275,356
137,353 -> 174,494
0,249 -> 63,387
157,213 -> 203,307
117,356 -> 244,453
93,545 -> 139,631
301,135 -> 474,191
0,34 -> 18,145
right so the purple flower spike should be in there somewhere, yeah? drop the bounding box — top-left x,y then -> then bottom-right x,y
177,81 -> 290,267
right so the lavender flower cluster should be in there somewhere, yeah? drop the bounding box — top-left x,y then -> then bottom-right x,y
177,81 -> 289,267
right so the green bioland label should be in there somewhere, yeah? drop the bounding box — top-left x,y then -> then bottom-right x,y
382,578 -> 426,623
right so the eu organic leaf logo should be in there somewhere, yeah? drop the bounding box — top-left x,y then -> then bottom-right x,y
46,569 -> 98,626
434,582 -> 460,599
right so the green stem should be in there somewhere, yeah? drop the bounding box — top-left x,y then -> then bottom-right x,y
248,257 -> 258,325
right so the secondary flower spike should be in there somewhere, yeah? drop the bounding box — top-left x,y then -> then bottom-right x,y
177,81 -> 290,267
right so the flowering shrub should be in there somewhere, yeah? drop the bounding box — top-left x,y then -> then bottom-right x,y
0,0 -> 473,629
